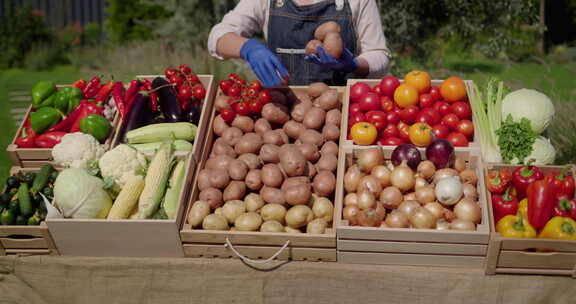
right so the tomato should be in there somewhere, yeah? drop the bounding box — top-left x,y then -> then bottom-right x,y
258,90 -> 272,104
456,119 -> 474,139
349,112 -> 366,126
450,101 -> 472,120
431,124 -> 450,139
447,132 -> 469,147
248,80 -> 262,91
441,113 -> 460,130
186,74 -> 200,86
440,77 -> 467,102
178,64 -> 192,75
168,75 -> 184,87
433,101 -> 451,116
393,83 -> 419,108
415,112 -> 436,126
380,96 -> 394,112
429,86 -> 441,101
351,122 -> 378,145
192,84 -> 206,100
405,70 -> 431,94
365,111 -> 388,130
372,84 -> 383,96
232,100 -> 251,116
399,105 -> 419,124
249,99 -> 264,114
178,84 -> 192,101
419,93 -> 434,108
379,76 -> 401,97
386,111 -> 400,125
381,124 -> 399,138
245,87 -> 259,98
393,106 -> 402,115
220,109 -> 236,124
235,78 -> 247,87
397,121 -> 410,140
420,108 -> 440,125
227,84 -> 242,97
219,80 -> 233,95
228,73 -> 240,81
164,67 -> 178,79
409,122 -> 433,147
379,137 -> 404,146
350,82 -> 371,103
349,103 -> 362,115
358,92 -> 381,112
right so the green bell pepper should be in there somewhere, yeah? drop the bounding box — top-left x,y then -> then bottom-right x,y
80,114 -> 112,142
54,87 -> 83,114
30,107 -> 62,133
31,81 -> 56,108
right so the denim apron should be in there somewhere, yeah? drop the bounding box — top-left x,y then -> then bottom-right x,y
267,0 -> 358,86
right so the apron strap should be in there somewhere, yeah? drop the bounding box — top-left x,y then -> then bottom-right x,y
335,0 -> 344,10
276,0 -> 285,8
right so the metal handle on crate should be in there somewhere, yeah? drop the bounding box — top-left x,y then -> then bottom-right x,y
224,237 -> 290,264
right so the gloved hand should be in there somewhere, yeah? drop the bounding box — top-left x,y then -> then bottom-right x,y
240,39 -> 289,88
304,46 -> 358,73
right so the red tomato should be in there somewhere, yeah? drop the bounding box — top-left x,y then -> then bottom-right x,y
219,80 -> 233,95
232,100 -> 251,116
379,137 -> 404,145
164,67 -> 178,79
178,85 -> 192,101
178,64 -> 192,75
420,108 -> 440,125
228,73 -> 240,81
227,84 -> 242,97
258,90 -> 271,104
433,101 -> 451,116
235,78 -> 247,87
456,119 -> 474,139
365,111 -> 388,130
399,105 -> 419,124
372,84 -> 383,96
220,109 -> 236,124
350,82 -> 371,103
379,76 -> 401,97
392,106 -> 402,115
244,87 -> 259,98
349,103 -> 362,115
419,93 -> 434,108
451,101 -> 472,120
192,84 -> 206,100
397,121 -> 410,140
447,132 -> 469,147
168,75 -> 184,87
441,113 -> 460,130
358,92 -> 381,112
249,99 -> 264,114
429,86 -> 441,101
431,124 -> 450,139
380,96 -> 394,112
186,74 -> 200,86
381,124 -> 399,138
415,112 -> 435,126
386,111 -> 400,125
349,112 -> 367,125
248,80 -> 262,91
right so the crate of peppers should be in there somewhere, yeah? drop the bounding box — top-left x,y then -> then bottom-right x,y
485,162 -> 576,276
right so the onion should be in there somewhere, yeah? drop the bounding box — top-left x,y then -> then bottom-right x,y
409,207 -> 436,229
414,177 -> 429,190
357,208 -> 382,227
454,157 -> 466,172
380,222 -> 389,228
462,184 -> 478,200
344,165 -> 364,193
390,161 -> 415,192
459,169 -> 478,185
344,193 -> 358,206
374,203 -> 387,223
415,186 -> 435,204
436,219 -> 451,230
391,144 -> 422,170
417,160 -> 436,180
357,175 -> 383,196
444,209 -> 456,221
343,205 -> 359,226
356,148 -> 384,173
425,139 -> 454,169
435,176 -> 463,206
404,192 -> 417,201
385,210 -> 409,228
433,168 -> 459,184
357,190 -> 376,210
380,186 -> 403,209
424,202 -> 445,219
397,200 -> 420,217
454,198 -> 482,223
450,219 -> 476,231
371,165 -> 391,187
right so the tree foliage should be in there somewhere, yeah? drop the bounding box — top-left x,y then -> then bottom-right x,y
105,0 -> 169,44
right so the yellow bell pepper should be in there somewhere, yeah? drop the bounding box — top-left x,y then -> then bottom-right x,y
538,217 -> 576,240
518,198 -> 528,218
497,214 -> 536,238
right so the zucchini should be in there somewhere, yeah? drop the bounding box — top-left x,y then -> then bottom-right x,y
163,160 -> 186,219
131,140 -> 193,155
18,183 -> 33,216
126,122 -> 197,144
31,165 -> 54,194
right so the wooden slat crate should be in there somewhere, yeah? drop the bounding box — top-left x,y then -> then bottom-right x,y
44,75 -> 216,257
485,164 -> 576,277
180,86 -> 348,262
336,147 -> 490,267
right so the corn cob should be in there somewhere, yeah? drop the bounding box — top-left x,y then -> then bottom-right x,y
137,140 -> 174,218
107,175 -> 145,219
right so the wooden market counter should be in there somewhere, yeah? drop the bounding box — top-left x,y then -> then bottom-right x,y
1,256 -> 574,304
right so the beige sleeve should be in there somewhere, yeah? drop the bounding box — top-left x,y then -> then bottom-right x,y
353,0 -> 392,78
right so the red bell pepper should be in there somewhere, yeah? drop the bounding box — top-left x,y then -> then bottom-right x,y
487,168 -> 512,194
72,79 -> 87,91
553,196 -> 576,220
527,179 -> 556,230
94,80 -> 115,103
46,101 -> 86,133
83,76 -> 102,99
111,82 -> 126,120
15,120 -> 37,148
70,101 -> 104,133
545,167 -> 575,200
492,187 -> 519,223
513,160 -> 544,200
34,131 -> 67,148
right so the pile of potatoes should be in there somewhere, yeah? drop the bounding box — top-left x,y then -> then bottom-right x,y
188,83 -> 342,234
305,21 -> 343,58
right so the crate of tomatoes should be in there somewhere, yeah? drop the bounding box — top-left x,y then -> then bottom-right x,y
485,163 -> 576,277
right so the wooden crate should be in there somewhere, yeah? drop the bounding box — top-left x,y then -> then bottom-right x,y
485,163 -> 576,277
341,79 -> 479,151
0,167 -> 59,256
336,147 -> 490,267
179,86 -> 349,262
44,76 -> 217,257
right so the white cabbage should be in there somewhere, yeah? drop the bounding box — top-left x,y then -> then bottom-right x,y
54,168 -> 112,218
501,89 -> 555,134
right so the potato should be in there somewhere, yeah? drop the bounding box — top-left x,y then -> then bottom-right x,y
261,103 -> 290,124
214,207 -> 223,216
187,200 -> 211,228
316,153 -> 338,172
275,129 -> 289,145
245,169 -> 263,191
245,193 -> 265,212
214,95 -> 231,111
213,115 -> 229,137
291,99 -> 313,122
285,226 -> 302,233
314,21 -> 341,41
231,116 -> 254,133
299,129 -> 324,147
297,142 -> 320,162
202,214 -> 229,231
235,212 -> 263,231
261,204 -> 287,224
205,155 -> 234,171
259,144 -> 280,164
235,133 -> 263,155
212,140 -> 236,158
254,118 -> 272,135
279,145 -> 307,177
322,124 -> 340,142
260,186 -> 286,205
314,89 -> 339,111
320,141 -> 338,155
306,218 -> 327,234
312,197 -> 334,222
308,82 -> 330,98
285,205 -> 314,229
238,153 -> 262,170
199,187 -> 224,209
283,121 -> 306,139
263,130 -> 285,146
261,163 -> 284,187
325,109 -> 341,126
306,161 -> 317,179
313,170 -> 336,197
323,32 -> 343,58
222,200 -> 246,224
305,39 -> 323,55
280,176 -> 309,192
303,107 -> 326,130
285,184 -> 312,206
209,169 -> 230,189
228,159 -> 248,181
260,220 -> 285,232
221,127 -> 243,147
223,181 -> 246,202
197,169 -> 212,191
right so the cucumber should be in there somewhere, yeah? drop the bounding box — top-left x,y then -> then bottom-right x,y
27,215 -> 40,226
16,215 -> 27,225
18,183 -> 33,216
9,200 -> 19,215
31,165 -> 54,194
0,209 -> 15,225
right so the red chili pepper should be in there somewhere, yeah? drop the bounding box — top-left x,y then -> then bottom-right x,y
111,82 -> 126,120
553,196 -> 576,220
15,120 -> 37,148
94,80 -> 115,102
487,168 -> 512,194
82,75 -> 102,97
34,131 -> 67,148
70,100 -> 103,132
545,167 -> 575,200
512,160 -> 544,200
46,102 -> 86,133
72,79 -> 87,91
124,80 -> 141,114
141,79 -> 158,111
492,187 -> 519,223
527,179 -> 556,229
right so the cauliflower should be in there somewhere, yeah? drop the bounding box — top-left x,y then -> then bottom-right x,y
98,144 -> 148,189
52,133 -> 105,169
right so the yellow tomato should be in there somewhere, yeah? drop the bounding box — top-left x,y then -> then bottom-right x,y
351,122 -> 378,145
405,70 -> 431,94
440,77 -> 467,102
393,84 -> 419,108
408,123 -> 433,147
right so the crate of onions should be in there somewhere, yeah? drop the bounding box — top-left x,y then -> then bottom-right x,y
335,139 -> 490,267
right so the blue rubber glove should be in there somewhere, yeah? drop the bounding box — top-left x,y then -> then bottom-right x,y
240,39 -> 289,88
304,46 -> 358,73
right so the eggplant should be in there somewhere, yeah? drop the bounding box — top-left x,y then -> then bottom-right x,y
120,94 -> 153,143
152,77 -> 182,123
183,103 -> 201,125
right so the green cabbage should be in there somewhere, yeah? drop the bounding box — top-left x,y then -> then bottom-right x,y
54,168 -> 112,218
501,89 -> 555,134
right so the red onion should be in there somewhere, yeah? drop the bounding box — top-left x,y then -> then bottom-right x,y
391,144 -> 422,170
425,139 -> 454,169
